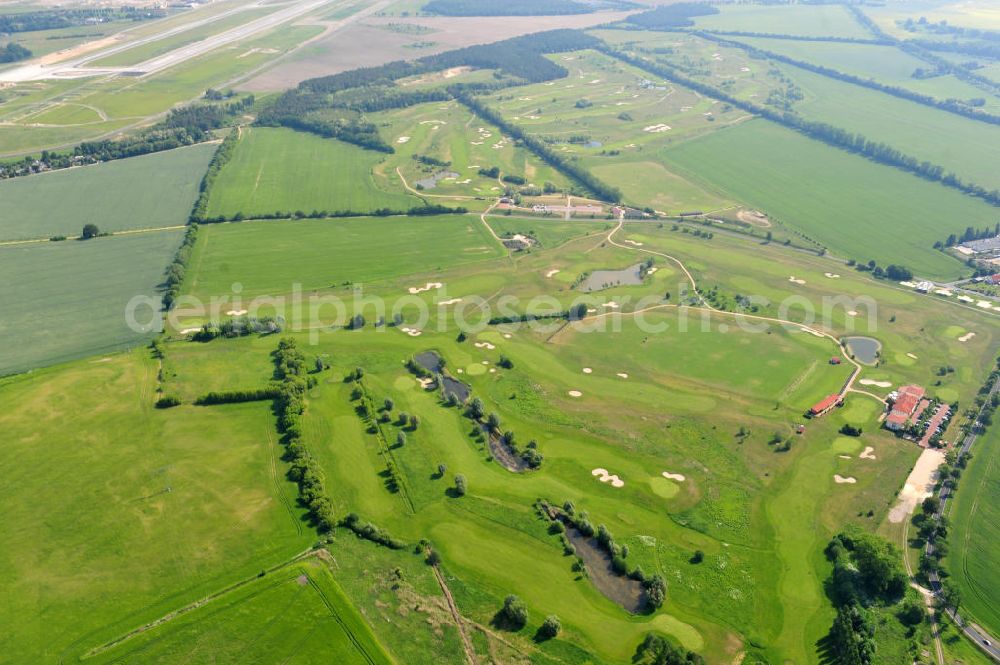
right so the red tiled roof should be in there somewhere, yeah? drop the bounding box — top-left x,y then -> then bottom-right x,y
811,394 -> 841,414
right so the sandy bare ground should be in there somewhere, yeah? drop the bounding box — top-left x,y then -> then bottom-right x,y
243,11 -> 637,90
736,209 -> 771,227
888,448 -> 945,523
37,36 -> 124,65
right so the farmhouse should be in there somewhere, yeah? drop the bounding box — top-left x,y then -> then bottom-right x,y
915,281 -> 934,293
958,235 -> 1000,256
884,384 -> 926,431
809,394 -> 842,417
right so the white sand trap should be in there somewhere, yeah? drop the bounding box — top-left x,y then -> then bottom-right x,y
888,448 -> 945,523
481,360 -> 489,365
545,269 -> 561,278
623,239 -> 644,246
906,352 -> 918,360
740,66 -> 750,72
591,468 -> 624,487
179,327 -> 200,334
400,327 -> 423,337
847,310 -> 858,316
860,447 -> 876,460
859,379 -> 892,388
958,332 -> 976,342
503,333 -> 512,339
408,282 -> 443,294
662,472 -> 686,482
602,302 -> 620,309
788,276 -> 806,285
582,367 -> 593,374
489,368 -> 496,373
839,455 -> 852,460
225,309 -> 248,316
397,136 -> 411,143
834,475 -> 857,484
587,308 -> 597,313
648,267 -> 658,274
471,141 -> 483,145
617,372 -> 629,379
420,120 -> 446,125
456,368 -> 464,374
824,272 -> 840,279
438,298 -> 462,306
474,342 -> 496,350
417,377 -> 434,389
568,390 -> 583,397
643,124 -> 672,133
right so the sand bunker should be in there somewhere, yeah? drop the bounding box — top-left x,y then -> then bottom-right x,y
225,309 -> 248,316
661,472 -> 686,482
503,333 -> 513,339
417,377 -> 434,389
860,447 -> 876,460
834,475 -> 857,484
568,390 -> 583,397
859,379 -> 892,388
179,327 -> 200,335
623,239 -> 644,246
788,276 -> 806,285
489,368 -> 496,373
438,298 -> 462,306
958,332 -> 976,342
481,360 -> 489,365
824,272 -> 841,279
545,269 -> 561,278
617,372 -> 629,379
582,367 -> 593,374
740,66 -> 750,72
839,455 -> 852,460
592,468 -> 624,488
888,448 -> 945,523
643,124 -> 672,133
906,352 -> 918,360
408,282 -> 443,294
397,136 -> 411,143
399,327 -> 422,337
602,302 -> 620,309
474,342 -> 496,350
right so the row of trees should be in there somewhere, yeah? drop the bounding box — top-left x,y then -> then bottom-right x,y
698,32 -> 1000,125
194,203 -> 467,225
624,3 -> 719,30
162,224 -> 198,310
0,43 -> 31,64
195,387 -> 282,405
424,0 -> 590,17
189,130 -> 238,223
0,6 -> 162,33
601,45 -> 1000,206
936,223 -> 1000,249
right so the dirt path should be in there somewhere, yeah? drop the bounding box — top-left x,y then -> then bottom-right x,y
431,564 -> 478,665
902,520 -> 946,665
0,224 -> 187,247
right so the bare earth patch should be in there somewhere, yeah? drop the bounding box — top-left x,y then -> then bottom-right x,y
888,448 -> 945,523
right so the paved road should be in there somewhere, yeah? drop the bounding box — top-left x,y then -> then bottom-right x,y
924,376 -> 1000,661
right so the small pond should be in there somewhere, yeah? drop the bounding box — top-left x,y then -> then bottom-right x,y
441,376 -> 470,403
580,264 -> 644,292
414,350 -> 443,374
844,336 -> 881,364
414,171 -> 460,190
562,526 -> 646,614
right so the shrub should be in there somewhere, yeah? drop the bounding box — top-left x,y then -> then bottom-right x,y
454,474 -> 467,496
499,594 -> 528,629
538,615 -> 561,640
155,394 -> 181,408
644,574 -> 667,610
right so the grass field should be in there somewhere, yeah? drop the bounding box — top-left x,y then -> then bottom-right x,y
206,128 -> 421,218
183,215 -> 504,302
947,422 -> 1000,638
0,230 -> 183,375
691,3 -> 874,39
90,559 -> 393,664
0,143 -> 214,241
0,351 -> 312,661
659,119 -> 993,279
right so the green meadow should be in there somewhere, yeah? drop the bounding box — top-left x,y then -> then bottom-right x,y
660,119 -> 994,279
691,3 -> 874,39
0,144 -> 214,241
0,230 -> 183,376
184,215 -> 504,301
205,127 -> 421,218
948,423 -> 1000,638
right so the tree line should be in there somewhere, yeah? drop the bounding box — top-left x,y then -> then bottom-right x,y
599,44 -> 1000,207
624,3 -> 719,31
0,43 -> 31,64
423,0 -> 591,17
0,7 -> 162,33
696,32 -> 1000,125
162,224 -> 198,310
194,203 -> 467,225
189,128 -> 238,224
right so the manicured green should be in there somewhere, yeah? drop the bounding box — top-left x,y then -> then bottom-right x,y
205,127 -> 421,218
0,230 -> 183,375
0,144 -> 214,241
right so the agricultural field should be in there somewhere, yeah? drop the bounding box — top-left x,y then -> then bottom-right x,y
205,127 -> 421,218
6,1 -> 1000,663
0,230 -> 183,375
947,423 -> 1000,638
659,119 -> 997,279
0,143 -> 214,240
690,3 -> 875,39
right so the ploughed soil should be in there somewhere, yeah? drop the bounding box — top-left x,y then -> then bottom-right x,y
563,527 -> 646,614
